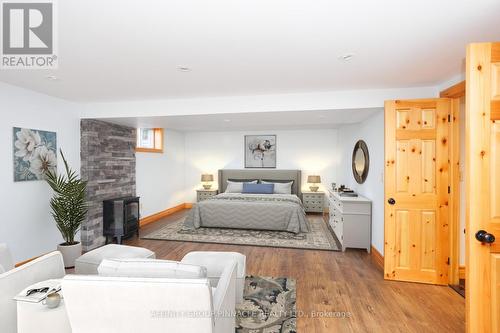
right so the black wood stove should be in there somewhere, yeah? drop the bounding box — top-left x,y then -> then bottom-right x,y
103,196 -> 140,244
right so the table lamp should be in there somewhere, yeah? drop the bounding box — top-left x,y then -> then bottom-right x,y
201,174 -> 214,190
307,175 -> 321,192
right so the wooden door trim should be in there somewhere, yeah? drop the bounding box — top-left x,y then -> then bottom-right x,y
440,83 -> 464,285
449,98 -> 461,285
440,81 -> 466,99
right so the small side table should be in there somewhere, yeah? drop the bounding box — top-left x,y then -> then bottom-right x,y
16,280 -> 71,333
302,191 -> 325,213
197,189 -> 218,202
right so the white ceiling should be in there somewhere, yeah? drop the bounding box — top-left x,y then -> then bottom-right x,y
101,108 -> 381,132
0,0 -> 499,102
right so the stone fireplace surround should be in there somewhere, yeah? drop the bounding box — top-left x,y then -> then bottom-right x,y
80,119 -> 136,251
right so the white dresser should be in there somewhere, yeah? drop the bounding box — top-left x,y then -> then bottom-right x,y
327,189 -> 371,253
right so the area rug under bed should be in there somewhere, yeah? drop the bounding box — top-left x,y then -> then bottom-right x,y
142,216 -> 339,251
237,276 -> 296,333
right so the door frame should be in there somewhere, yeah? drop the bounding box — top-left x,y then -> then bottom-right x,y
440,81 -> 466,286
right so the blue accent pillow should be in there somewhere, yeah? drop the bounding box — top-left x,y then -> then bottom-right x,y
242,183 -> 274,194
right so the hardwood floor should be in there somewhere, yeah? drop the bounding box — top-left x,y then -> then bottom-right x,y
125,210 -> 465,333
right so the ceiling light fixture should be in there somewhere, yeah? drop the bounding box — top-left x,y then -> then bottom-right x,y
338,54 -> 355,62
46,75 -> 58,80
177,66 -> 191,72
223,119 -> 231,123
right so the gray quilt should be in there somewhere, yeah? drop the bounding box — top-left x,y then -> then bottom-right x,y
184,193 -> 309,233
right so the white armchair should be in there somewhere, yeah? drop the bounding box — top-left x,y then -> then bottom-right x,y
181,251 -> 246,304
62,260 -> 237,333
0,251 -> 65,333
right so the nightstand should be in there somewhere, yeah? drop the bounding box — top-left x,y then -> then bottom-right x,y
197,189 -> 218,202
302,191 -> 324,213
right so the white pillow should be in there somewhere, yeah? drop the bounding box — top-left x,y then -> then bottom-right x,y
225,180 -> 258,193
261,181 -> 293,194
97,258 -> 207,279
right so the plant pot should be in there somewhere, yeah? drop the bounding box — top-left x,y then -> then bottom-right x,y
57,242 -> 82,268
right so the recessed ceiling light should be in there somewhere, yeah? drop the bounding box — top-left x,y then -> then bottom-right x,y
338,54 -> 355,62
46,75 -> 58,80
177,66 -> 191,72
223,119 -> 231,122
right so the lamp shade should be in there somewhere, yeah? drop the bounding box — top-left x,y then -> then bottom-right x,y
307,175 -> 321,183
201,174 -> 214,182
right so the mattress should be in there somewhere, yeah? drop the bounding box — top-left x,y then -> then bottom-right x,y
183,193 -> 310,233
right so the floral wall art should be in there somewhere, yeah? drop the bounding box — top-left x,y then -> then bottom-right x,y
13,127 -> 57,182
244,135 -> 276,168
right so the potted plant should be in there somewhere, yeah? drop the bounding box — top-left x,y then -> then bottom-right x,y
45,150 -> 87,268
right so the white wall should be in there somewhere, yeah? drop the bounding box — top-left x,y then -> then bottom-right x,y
0,82 -> 81,263
338,110 -> 385,255
136,130 -> 187,217
184,129 -> 340,203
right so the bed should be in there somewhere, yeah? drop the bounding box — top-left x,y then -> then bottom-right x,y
183,169 -> 309,233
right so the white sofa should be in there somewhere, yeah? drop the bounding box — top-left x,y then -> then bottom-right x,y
62,259 -> 237,333
0,251 -> 65,333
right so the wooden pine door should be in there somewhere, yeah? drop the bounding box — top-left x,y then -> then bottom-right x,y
384,99 -> 451,285
466,42 -> 500,333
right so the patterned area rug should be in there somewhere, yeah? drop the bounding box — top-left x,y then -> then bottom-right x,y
237,276 -> 296,333
142,216 -> 339,251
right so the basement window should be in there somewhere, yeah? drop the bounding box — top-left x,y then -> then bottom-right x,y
136,128 -> 163,153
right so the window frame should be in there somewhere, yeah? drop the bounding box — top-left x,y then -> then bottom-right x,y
136,128 -> 164,153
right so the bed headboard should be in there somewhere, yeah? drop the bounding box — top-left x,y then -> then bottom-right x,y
218,169 -> 302,197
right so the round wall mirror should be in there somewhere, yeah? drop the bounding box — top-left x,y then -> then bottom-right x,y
352,140 -> 369,184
